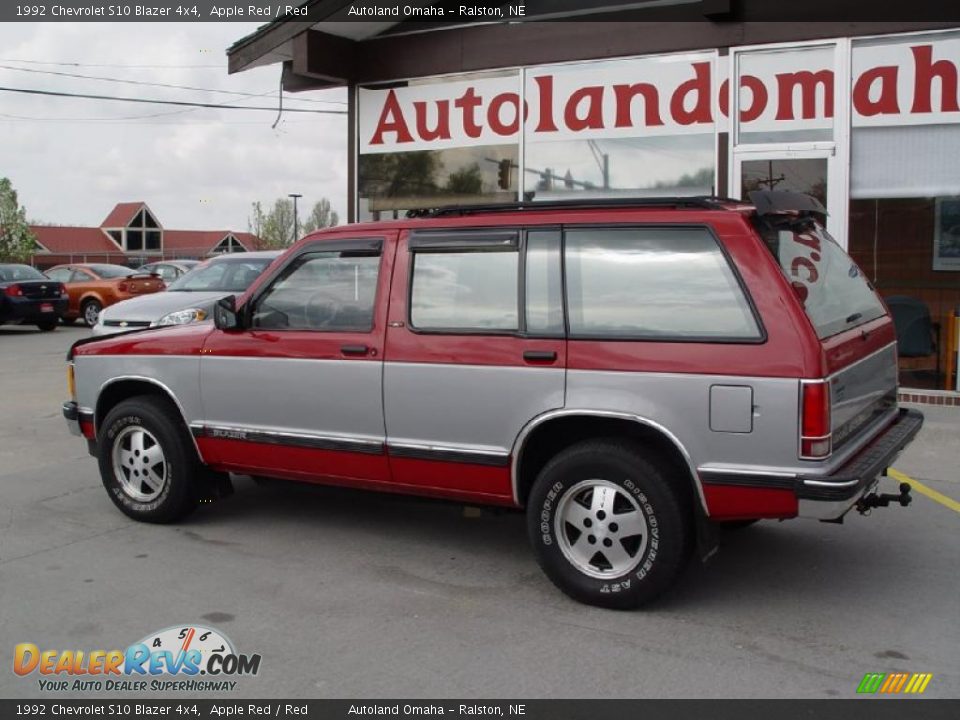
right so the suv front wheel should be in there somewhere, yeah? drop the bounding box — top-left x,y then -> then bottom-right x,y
97,397 -> 200,523
527,439 -> 691,609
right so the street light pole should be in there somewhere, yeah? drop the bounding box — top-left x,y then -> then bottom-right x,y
288,193 -> 302,244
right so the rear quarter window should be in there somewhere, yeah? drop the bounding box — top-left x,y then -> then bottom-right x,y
564,227 -> 762,340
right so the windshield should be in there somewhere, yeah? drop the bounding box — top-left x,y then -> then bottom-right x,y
167,258 -> 273,292
0,264 -> 46,282
87,264 -> 136,279
752,215 -> 887,339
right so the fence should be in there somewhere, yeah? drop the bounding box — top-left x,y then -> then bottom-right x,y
29,248 -> 236,271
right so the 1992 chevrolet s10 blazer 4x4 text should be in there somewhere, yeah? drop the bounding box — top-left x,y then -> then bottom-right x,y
63,192 -> 923,608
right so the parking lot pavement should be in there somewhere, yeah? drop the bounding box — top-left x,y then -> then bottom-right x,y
1,324 -> 957,699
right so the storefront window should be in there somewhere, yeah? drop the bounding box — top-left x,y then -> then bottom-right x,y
521,54 -> 718,198
523,135 -> 715,198
357,70 -> 520,219
735,45 -> 835,145
848,32 -> 960,390
741,158 -> 827,208
357,145 -> 518,220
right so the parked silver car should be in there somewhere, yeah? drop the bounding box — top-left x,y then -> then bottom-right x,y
135,260 -> 201,283
91,251 -> 281,337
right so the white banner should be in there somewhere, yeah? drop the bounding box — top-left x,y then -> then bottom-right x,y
358,36 -> 960,153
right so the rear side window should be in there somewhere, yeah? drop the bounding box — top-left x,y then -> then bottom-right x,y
44,268 -> 72,282
564,227 -> 761,340
753,218 -> 886,339
411,248 -> 519,331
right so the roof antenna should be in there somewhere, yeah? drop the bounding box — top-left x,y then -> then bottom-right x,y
271,73 -> 283,129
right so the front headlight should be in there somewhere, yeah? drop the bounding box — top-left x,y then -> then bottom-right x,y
156,308 -> 208,326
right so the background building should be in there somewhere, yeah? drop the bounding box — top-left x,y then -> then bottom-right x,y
229,1 -> 960,392
30,201 -> 259,268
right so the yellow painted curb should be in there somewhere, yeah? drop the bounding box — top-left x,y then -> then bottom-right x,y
889,468 -> 960,515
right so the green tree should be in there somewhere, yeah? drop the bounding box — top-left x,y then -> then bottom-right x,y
248,198 -> 296,248
301,198 -> 340,234
445,163 -> 483,195
0,178 -> 36,262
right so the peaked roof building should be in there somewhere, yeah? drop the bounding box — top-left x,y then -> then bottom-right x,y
30,201 -> 260,268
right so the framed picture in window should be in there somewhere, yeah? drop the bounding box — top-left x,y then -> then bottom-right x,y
934,197 -> 960,271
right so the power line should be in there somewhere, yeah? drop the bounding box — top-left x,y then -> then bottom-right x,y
0,86 -> 347,114
0,57 -> 226,69
0,63 -> 347,106
0,112 -> 316,125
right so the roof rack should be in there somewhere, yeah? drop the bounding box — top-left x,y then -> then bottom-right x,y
407,196 -> 747,219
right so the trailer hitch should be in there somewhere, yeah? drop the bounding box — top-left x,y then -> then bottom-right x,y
856,482 -> 912,514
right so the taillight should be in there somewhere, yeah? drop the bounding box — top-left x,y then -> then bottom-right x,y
118,281 -> 129,292
67,363 -> 76,401
4,284 -> 22,297
800,380 -> 831,459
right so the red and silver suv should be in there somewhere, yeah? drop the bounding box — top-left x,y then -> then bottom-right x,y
62,192 -> 923,608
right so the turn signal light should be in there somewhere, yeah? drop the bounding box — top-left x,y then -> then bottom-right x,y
800,380 -> 832,459
4,284 -> 22,297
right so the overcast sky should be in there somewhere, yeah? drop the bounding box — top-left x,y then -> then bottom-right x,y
0,22 -> 348,232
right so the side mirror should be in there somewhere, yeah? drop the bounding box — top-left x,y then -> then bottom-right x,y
213,295 -> 241,331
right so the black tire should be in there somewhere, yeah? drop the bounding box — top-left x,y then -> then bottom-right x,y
97,396 -> 200,523
36,321 -> 57,332
527,439 -> 692,609
81,299 -> 102,327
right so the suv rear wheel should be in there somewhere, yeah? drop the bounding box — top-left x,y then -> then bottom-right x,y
527,439 -> 691,609
97,397 -> 200,523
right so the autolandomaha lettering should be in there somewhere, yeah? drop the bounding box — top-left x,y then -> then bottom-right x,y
359,38 -> 960,152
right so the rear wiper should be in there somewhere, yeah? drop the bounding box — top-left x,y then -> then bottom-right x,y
845,312 -> 863,324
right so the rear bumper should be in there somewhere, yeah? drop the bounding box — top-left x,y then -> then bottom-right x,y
1,296 -> 68,323
700,408 -> 924,521
796,408 -> 924,519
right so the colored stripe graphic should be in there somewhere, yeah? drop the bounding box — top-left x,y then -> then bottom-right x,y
857,673 -> 886,693
857,672 -> 933,694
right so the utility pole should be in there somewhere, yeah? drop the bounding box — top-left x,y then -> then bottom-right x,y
288,193 -> 302,244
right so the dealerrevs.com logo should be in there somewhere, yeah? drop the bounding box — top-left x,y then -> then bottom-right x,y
13,625 -> 261,693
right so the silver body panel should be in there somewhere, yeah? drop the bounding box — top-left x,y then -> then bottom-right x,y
829,343 -> 898,446
566,368 -> 801,473
74,355 -> 204,429
383,362 -> 565,455
74,342 -> 902,520
200,356 -> 385,445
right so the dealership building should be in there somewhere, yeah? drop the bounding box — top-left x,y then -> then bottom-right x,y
229,2 -> 960,395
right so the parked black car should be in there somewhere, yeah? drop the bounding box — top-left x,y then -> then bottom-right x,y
0,264 -> 68,331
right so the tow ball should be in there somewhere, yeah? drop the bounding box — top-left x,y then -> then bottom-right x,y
856,482 -> 912,514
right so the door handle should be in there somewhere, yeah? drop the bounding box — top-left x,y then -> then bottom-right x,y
523,350 -> 557,362
340,344 -> 369,356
